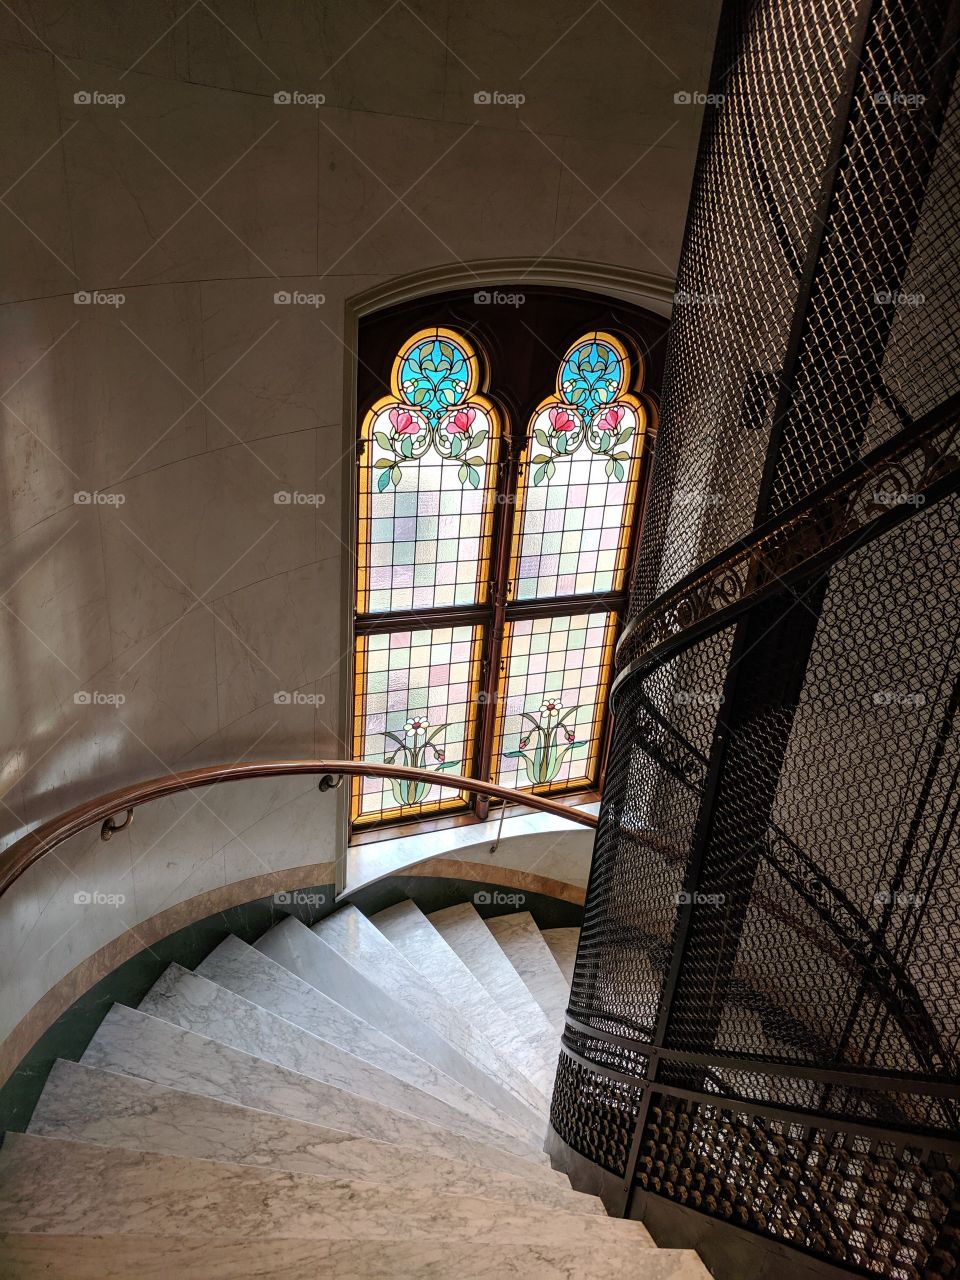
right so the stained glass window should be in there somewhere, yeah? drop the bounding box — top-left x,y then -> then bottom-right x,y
353,313 -> 654,829
510,333 -> 647,600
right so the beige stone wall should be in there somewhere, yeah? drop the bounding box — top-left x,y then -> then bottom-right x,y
0,2 -> 720,1052
0,0 -> 718,850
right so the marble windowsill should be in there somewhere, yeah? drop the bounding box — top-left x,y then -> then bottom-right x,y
345,804 -> 600,895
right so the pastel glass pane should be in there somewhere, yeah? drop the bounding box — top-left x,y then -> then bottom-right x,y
353,624 -> 481,824
357,329 -> 497,614
493,611 -> 616,793
511,332 -> 645,601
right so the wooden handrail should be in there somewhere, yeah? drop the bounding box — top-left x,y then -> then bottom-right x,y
0,760 -> 598,898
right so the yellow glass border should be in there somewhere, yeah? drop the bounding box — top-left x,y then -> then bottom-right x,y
351,624 -> 485,827
356,326 -> 501,617
506,331 -> 651,600
489,609 -> 619,796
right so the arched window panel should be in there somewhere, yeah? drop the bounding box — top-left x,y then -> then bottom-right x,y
509,332 -> 649,602
492,610 -> 617,794
352,624 -> 483,826
357,327 -> 500,614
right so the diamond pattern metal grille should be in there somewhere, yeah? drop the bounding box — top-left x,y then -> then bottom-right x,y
556,0 -> 960,1274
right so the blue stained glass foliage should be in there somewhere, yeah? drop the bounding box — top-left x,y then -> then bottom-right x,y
398,335 -> 471,425
559,337 -> 625,423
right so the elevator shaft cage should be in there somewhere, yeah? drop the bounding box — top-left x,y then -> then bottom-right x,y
549,0 -> 960,1276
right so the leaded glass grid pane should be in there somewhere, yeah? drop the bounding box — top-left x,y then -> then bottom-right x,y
493,611 -> 617,793
353,624 -> 482,825
512,429 -> 643,600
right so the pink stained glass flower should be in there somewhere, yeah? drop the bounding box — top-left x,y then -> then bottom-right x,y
448,407 -> 475,435
597,404 -> 625,431
549,406 -> 577,433
389,408 -> 418,436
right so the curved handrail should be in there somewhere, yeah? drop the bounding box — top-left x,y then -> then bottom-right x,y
0,760 -> 597,898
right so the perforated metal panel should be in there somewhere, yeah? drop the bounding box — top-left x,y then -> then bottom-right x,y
630,0 -> 859,616
553,0 -> 960,1274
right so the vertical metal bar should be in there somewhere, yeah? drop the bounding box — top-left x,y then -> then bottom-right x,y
473,423 -> 523,820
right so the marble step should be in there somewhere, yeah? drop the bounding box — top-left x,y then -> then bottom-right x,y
428,903 -> 559,1060
196,935 -> 537,1139
29,1061 -> 604,1217
82,1004 -> 560,1182
257,916 -> 546,1129
314,906 -> 548,1120
137,964 -> 540,1153
541,927 -> 580,986
370,900 -> 556,1098
0,1233 -> 712,1279
486,913 -> 570,1032
0,1132 -> 660,1253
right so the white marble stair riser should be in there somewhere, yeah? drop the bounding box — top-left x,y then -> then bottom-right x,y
312,907 -> 550,1121
369,900 -> 556,1099
0,1234 -> 713,1280
136,964 -> 541,1153
195,934 -> 541,1137
0,1132 -> 659,1250
428,903 -> 559,1046
485,913 -> 570,1032
80,1005 -> 560,1182
255,916 -> 545,1128
540,927 -> 581,986
28,1060 -> 605,1216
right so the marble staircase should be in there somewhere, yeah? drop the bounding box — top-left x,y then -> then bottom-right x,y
0,899 -> 709,1279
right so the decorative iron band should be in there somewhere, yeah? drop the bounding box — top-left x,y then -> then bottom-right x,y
555,1041 -> 960,1156
615,400 -> 960,684
633,1090 -> 960,1276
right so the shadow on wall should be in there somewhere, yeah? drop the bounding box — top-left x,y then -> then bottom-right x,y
0,0 -> 720,845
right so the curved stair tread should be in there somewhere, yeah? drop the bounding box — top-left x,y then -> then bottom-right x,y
314,907 -> 549,1117
81,1005 -> 560,1182
0,1233 -> 712,1279
137,964 -> 541,1152
196,935 -> 545,1134
540,928 -> 580,986
485,914 -> 570,1031
370,900 -> 555,1098
427,904 -> 558,1048
256,917 -> 545,1130
0,1132 -> 660,1250
28,1061 -> 605,1216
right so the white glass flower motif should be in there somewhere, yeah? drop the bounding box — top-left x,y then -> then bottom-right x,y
539,698 -> 562,713
403,716 -> 429,735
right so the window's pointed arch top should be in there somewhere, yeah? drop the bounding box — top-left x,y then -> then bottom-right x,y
557,330 -> 633,420
392,326 -> 482,423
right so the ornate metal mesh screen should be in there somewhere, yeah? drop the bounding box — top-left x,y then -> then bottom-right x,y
553,0 -> 960,1275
